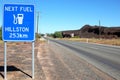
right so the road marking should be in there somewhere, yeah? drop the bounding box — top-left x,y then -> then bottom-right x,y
89,47 -> 99,50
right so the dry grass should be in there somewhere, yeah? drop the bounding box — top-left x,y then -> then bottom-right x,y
0,40 -> 3,44
61,38 -> 120,46
0,39 -> 46,45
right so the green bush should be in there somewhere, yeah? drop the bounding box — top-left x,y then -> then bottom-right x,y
36,33 -> 41,40
53,31 -> 63,38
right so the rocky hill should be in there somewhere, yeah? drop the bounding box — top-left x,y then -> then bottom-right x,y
62,25 -> 120,38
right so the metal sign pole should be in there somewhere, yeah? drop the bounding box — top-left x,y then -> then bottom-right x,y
4,41 -> 7,80
32,41 -> 35,79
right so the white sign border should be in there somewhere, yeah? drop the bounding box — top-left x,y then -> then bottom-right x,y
2,4 -> 36,42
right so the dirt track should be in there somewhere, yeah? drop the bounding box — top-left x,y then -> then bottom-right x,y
0,42 -> 45,80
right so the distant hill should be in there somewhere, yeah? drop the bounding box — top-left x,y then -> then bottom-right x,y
62,25 -> 120,38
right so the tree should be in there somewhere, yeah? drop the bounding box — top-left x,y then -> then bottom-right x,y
46,33 -> 54,37
35,33 -> 41,40
53,31 -> 63,38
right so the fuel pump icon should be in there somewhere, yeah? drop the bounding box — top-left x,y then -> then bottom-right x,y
13,14 -> 24,24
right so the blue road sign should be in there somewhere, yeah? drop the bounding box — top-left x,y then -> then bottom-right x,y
3,4 -> 35,41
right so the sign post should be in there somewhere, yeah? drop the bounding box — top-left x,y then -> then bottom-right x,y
32,42 -> 35,79
3,4 -> 35,80
4,42 -> 7,80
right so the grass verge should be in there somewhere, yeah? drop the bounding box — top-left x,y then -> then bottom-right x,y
0,40 -> 3,44
61,38 -> 120,46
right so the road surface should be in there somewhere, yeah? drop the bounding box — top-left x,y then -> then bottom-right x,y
45,38 -> 120,80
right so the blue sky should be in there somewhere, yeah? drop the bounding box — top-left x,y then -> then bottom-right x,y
0,0 -> 120,34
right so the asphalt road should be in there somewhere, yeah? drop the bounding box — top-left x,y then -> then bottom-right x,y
46,38 -> 120,80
